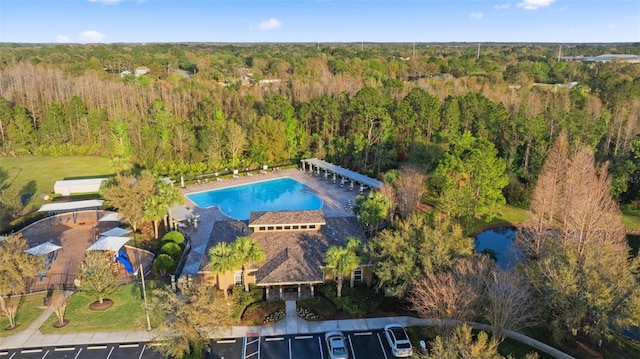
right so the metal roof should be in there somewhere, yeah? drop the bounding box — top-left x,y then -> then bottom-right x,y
25,241 -> 62,256
87,236 -> 131,252
99,227 -> 131,237
302,158 -> 383,190
38,199 -> 104,212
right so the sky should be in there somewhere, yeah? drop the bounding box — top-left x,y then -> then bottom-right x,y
0,0 -> 639,44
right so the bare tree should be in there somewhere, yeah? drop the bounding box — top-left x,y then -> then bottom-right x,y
393,165 -> 426,219
484,268 -> 540,342
517,133 -> 640,341
410,257 -> 492,329
225,120 -> 247,168
517,132 -> 568,256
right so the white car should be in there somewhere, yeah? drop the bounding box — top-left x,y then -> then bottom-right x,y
325,331 -> 349,359
384,324 -> 413,357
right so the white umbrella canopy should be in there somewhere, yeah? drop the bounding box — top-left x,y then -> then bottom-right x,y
87,236 -> 131,252
25,241 -> 63,256
99,227 -> 131,237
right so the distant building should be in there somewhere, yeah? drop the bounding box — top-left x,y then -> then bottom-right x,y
559,54 -> 640,64
134,66 -> 150,76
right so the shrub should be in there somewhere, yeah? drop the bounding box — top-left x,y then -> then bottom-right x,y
231,286 -> 264,321
297,296 -> 337,319
161,231 -> 185,245
152,254 -> 176,276
321,284 -> 382,318
160,242 -> 182,260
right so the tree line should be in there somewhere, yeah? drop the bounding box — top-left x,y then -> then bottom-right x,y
1,43 -> 640,211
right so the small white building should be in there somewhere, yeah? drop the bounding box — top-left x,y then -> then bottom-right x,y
54,178 -> 107,196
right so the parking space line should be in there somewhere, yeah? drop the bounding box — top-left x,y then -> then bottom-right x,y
353,332 -> 372,336
242,337 -> 246,359
347,335 -> 356,359
376,333 -> 388,359
294,335 -> 313,340
8,353 -> 15,359
41,350 -> 50,358
247,338 -> 260,345
21,349 -> 43,354
73,348 -> 83,359
317,337 -> 324,359
264,337 -> 284,342
54,347 -> 76,352
288,339 -> 292,359
138,344 -> 147,359
88,345 -> 108,350
106,346 -> 114,359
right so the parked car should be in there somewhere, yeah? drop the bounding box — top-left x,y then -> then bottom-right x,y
325,331 -> 349,359
384,324 -> 413,357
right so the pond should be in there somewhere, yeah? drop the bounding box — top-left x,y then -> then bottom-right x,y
473,226 -> 519,269
474,226 -> 640,341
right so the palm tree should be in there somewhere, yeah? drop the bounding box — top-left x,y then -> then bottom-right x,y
143,194 -> 165,239
233,237 -> 265,292
208,242 -> 241,298
324,237 -> 362,298
157,180 -> 183,230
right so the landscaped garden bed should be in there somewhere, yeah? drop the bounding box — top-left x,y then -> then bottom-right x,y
240,300 -> 285,326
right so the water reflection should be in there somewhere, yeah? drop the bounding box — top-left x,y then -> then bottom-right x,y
474,226 -> 519,270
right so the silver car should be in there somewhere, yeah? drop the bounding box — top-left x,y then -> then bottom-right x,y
325,331 -> 349,359
384,324 -> 413,357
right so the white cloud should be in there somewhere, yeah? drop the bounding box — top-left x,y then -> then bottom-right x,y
56,35 -> 70,43
518,0 -> 555,10
470,12 -> 483,20
88,0 -> 123,4
494,3 -> 511,10
78,30 -> 106,42
256,18 -> 282,31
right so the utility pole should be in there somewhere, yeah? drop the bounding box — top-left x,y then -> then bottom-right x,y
139,263 -> 151,331
558,45 -> 562,61
477,43 -> 480,60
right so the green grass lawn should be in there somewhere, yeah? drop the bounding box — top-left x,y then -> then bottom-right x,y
0,292 -> 50,337
40,281 -> 166,334
0,156 -> 114,230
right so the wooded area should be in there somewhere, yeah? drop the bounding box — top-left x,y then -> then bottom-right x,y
0,43 -> 640,212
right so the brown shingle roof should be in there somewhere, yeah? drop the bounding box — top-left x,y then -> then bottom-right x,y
249,210 -> 326,227
199,211 -> 367,285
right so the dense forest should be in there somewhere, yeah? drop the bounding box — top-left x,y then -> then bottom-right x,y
1,42 -> 640,212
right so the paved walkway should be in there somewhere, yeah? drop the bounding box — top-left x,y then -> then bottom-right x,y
0,299 -> 575,359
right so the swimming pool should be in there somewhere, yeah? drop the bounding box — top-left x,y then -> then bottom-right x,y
186,177 -> 323,220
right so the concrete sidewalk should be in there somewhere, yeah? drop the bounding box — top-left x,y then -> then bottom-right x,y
0,301 -> 575,359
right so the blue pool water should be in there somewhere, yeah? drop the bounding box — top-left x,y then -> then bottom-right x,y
186,177 -> 323,220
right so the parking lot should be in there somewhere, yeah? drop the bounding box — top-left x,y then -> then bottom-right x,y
0,342 -> 165,359
210,329 -> 401,359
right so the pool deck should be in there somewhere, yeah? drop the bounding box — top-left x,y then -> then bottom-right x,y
178,168 -> 365,277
